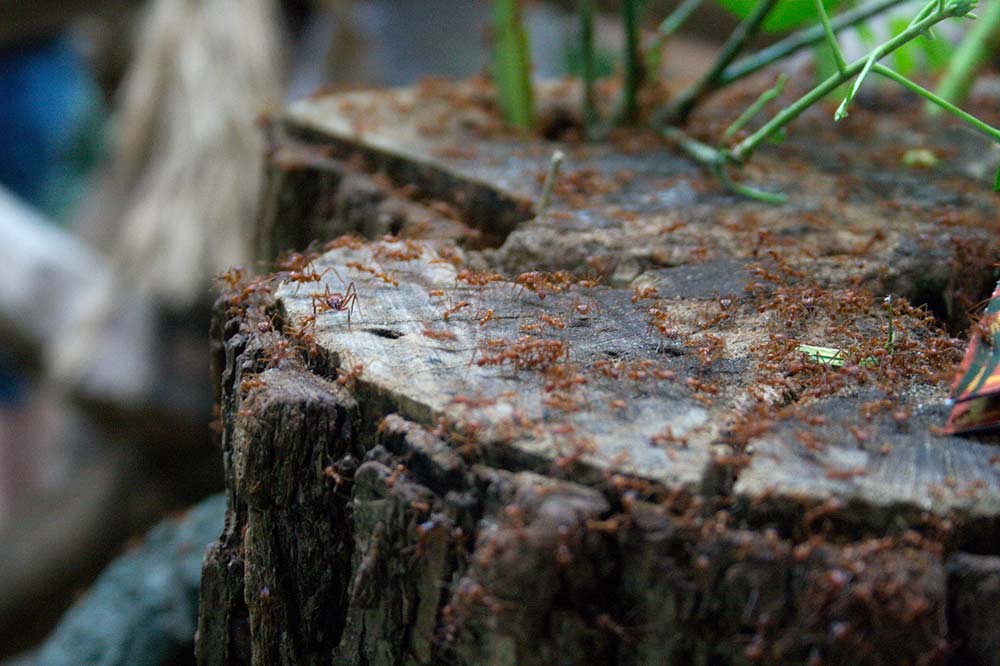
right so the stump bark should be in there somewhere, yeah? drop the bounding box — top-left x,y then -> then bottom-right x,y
197,79 -> 1000,665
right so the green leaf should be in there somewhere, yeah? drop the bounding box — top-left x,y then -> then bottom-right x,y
994,160 -> 1000,192
716,0 -> 842,33
796,344 -> 847,366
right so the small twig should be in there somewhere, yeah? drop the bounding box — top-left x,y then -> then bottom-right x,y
884,295 -> 896,354
538,150 -> 566,215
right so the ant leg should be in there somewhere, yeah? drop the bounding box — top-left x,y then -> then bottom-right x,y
348,282 -> 362,318
329,266 -> 347,288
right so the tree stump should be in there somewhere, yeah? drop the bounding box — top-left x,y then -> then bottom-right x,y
197,79 -> 1000,665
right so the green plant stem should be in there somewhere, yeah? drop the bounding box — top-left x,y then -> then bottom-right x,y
933,0 -> 1000,110
731,2 -> 969,163
836,51 -> 879,119
873,63 -> 1000,142
815,0 -> 849,72
646,0 -> 705,78
662,126 -> 722,166
656,0 -> 706,38
662,126 -> 785,202
580,0 -> 598,135
656,0 -> 780,125
723,73 -> 788,141
493,0 -> 535,129
718,0 -> 912,87
619,0 -> 645,124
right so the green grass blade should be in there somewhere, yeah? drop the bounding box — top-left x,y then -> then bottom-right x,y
815,0 -> 848,72
493,0 -> 535,129
579,0 -> 598,134
723,73 -> 788,141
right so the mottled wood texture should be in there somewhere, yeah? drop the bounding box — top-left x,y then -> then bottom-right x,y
198,79 -> 1000,665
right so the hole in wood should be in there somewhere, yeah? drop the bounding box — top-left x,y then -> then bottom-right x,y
364,327 -> 404,340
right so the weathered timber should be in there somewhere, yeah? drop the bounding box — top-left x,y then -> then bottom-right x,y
198,79 -> 1000,665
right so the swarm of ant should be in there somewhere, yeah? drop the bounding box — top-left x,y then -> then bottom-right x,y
214,224 -> 978,666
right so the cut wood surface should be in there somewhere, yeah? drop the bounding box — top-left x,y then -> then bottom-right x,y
198,79 -> 1000,665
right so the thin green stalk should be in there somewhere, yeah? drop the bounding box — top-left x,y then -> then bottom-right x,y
731,1 -> 972,163
908,0 -> 941,28
655,0 -> 706,38
873,63 -> 1000,141
646,0 -> 705,78
493,0 -> 535,129
619,0 -> 645,125
580,0 -> 598,135
656,0 -> 781,125
934,0 -> 1000,109
662,126 -> 785,202
718,0 -> 912,87
722,73 -> 788,141
714,163 -> 787,203
662,125 -> 723,165
836,51 -> 879,119
815,0 -> 849,72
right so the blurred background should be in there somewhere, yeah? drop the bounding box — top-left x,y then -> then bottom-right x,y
0,0 -> 994,661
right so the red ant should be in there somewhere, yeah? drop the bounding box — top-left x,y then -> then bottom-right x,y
287,265 -> 331,294
310,268 -> 361,327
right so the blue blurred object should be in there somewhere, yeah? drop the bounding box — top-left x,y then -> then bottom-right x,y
0,34 -> 105,403
0,33 -> 105,223
0,349 -> 26,406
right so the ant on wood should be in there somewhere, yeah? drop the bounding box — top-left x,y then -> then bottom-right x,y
310,267 -> 361,328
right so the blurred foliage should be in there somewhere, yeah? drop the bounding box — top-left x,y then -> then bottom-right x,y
716,0 -> 843,33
